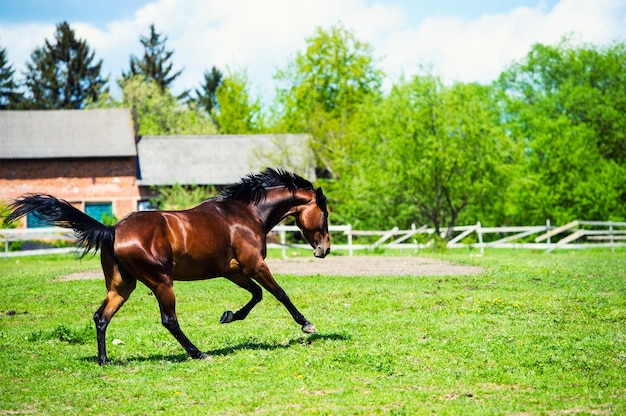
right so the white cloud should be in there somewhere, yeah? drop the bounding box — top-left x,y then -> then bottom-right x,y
138,0 -> 401,96
1,0 -> 624,101
0,23 -> 55,72
371,0 -> 626,85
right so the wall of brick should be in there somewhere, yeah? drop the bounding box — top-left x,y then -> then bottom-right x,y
0,158 -> 144,226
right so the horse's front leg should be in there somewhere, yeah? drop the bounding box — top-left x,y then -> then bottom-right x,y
252,262 -> 317,334
220,275 -> 263,324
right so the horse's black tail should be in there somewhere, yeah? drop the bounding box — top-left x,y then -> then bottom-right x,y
3,194 -> 114,257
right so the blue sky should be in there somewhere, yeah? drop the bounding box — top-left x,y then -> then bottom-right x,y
3,0 -> 560,25
1,0 -> 624,99
1,0 -> 150,26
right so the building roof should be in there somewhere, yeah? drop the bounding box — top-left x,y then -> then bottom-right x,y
0,109 -> 137,159
137,134 -> 315,186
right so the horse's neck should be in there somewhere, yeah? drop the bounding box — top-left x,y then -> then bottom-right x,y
252,188 -> 308,232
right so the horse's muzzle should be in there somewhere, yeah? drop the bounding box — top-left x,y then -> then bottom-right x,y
314,246 -> 330,258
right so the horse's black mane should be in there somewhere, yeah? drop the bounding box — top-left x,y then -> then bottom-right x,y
221,168 -> 314,204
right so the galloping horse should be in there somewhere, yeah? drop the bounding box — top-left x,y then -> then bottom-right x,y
4,168 -> 330,364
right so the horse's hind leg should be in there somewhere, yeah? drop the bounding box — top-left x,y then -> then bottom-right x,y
94,247 -> 136,365
220,275 -> 263,324
151,281 -> 209,360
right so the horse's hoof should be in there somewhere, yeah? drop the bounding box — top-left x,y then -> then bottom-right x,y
191,352 -> 211,361
302,323 -> 318,334
220,311 -> 234,324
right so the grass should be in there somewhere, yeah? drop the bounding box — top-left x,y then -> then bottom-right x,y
0,250 -> 625,415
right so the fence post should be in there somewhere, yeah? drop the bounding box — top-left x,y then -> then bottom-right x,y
347,224 -> 353,257
546,219 -> 551,246
610,221 -> 614,253
280,228 -> 287,259
477,221 -> 484,255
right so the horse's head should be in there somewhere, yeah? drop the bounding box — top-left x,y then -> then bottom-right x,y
296,187 -> 330,258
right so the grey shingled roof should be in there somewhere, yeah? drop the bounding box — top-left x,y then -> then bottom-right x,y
0,109 -> 136,159
137,135 -> 315,186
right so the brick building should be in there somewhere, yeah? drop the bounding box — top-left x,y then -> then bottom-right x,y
0,109 -> 142,226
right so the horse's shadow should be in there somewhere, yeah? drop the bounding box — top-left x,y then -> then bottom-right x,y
84,333 -> 349,365
208,332 -> 349,357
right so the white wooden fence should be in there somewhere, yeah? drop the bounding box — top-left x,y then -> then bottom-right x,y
2,220 -> 625,258
272,220 -> 626,256
444,220 -> 626,254
1,227 -> 78,258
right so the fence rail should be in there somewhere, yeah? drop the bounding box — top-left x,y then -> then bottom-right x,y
3,220 -> 625,258
1,227 -> 78,258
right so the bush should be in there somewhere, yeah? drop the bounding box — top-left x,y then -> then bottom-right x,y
151,184 -> 218,210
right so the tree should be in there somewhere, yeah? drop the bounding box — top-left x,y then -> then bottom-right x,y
212,69 -> 263,134
498,39 -> 626,223
123,24 -> 183,93
114,75 -> 217,135
273,24 -> 383,176
194,66 -> 223,116
328,75 -> 512,234
0,46 -> 23,109
22,21 -> 107,109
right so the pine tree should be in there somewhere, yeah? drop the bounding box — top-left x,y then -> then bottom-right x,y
0,46 -> 23,109
194,66 -> 223,115
22,21 -> 107,109
123,24 -> 182,92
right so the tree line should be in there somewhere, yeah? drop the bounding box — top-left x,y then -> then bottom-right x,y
1,22 -> 624,231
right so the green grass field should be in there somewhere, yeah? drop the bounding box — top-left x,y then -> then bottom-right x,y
1,250 -> 625,415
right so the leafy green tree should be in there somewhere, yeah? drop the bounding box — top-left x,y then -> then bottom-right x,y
122,24 -> 183,93
212,69 -> 263,134
273,24 -> 383,176
0,46 -> 23,109
329,75 -> 512,234
194,66 -> 223,116
498,39 -> 626,223
114,75 -> 216,135
22,21 -> 107,109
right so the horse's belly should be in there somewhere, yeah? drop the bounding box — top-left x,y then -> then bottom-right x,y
171,252 -> 237,281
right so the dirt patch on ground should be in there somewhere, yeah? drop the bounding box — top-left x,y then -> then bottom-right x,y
268,255 -> 481,276
59,256 -> 482,281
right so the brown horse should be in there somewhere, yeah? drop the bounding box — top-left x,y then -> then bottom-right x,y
4,168 -> 330,365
